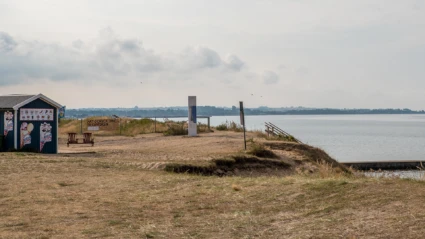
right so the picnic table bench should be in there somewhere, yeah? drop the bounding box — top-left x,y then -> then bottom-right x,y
67,132 -> 94,147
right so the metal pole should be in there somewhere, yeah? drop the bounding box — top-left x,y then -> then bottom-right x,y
207,117 -> 210,131
80,118 -> 83,134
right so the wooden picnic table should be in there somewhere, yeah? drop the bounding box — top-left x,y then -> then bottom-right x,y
67,132 -> 94,147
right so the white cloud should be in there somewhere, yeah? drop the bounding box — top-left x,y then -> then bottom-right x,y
0,32 -> 16,52
1,0 -> 425,109
0,29 -> 250,86
224,54 -> 245,71
262,71 -> 279,85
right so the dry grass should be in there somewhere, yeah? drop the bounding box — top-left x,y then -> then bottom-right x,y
59,117 -> 169,137
215,121 -> 244,132
247,142 -> 278,158
1,131 -> 425,238
60,117 -> 212,138
263,141 -> 351,174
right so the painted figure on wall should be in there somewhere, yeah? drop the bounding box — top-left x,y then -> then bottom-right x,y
40,122 -> 52,151
20,122 -> 34,148
4,111 -> 13,136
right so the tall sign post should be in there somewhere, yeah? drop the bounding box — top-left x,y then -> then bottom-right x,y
188,96 -> 197,136
240,101 -> 246,150
58,106 -> 66,123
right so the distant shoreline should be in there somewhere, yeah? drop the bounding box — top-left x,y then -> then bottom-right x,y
65,112 -> 425,119
64,106 -> 425,118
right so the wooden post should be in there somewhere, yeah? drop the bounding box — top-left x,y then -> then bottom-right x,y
207,117 -> 210,131
154,117 -> 157,133
243,124 -> 246,150
80,118 -> 83,134
240,101 -> 246,150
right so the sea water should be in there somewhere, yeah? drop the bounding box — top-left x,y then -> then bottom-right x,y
201,114 -> 425,163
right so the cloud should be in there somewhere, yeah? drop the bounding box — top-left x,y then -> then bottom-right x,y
0,29 -> 249,86
224,54 -> 245,71
0,32 -> 17,52
262,70 -> 279,85
180,46 -> 222,69
296,66 -> 310,75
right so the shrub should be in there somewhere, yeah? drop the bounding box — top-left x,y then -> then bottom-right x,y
215,123 -> 228,131
215,121 -> 244,132
163,121 -> 187,136
197,122 -> 212,133
266,134 -> 298,142
248,143 -> 278,158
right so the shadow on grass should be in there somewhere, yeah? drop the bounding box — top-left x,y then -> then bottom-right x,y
164,156 -> 291,177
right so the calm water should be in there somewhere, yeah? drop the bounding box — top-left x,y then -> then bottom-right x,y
192,114 -> 425,163
364,170 -> 425,180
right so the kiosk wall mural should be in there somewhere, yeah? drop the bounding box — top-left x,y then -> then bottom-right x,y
20,122 -> 34,148
40,122 -> 52,151
4,111 -> 13,136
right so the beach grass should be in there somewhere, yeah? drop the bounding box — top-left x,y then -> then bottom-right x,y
1,130 -> 424,238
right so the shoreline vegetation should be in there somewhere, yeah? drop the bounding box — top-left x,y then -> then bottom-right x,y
1,117 -> 425,238
64,107 -> 425,118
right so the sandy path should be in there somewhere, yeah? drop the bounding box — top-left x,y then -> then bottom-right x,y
57,131 -> 256,169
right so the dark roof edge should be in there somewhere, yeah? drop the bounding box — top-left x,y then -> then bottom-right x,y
13,94 -> 62,110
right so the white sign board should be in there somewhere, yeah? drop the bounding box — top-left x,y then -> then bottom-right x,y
20,108 -> 54,121
88,126 -> 99,131
188,96 -> 197,136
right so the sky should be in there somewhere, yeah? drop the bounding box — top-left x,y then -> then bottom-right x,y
0,0 -> 424,109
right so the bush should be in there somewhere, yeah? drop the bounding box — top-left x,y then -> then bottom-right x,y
163,121 -> 187,136
197,122 -> 212,133
215,121 -> 244,132
267,134 -> 298,142
248,143 -> 278,158
215,123 -> 228,131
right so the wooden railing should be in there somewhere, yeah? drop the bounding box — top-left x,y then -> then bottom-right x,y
265,122 -> 303,144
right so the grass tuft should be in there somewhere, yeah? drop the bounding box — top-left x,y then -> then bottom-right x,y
266,134 -> 299,142
232,184 -> 242,191
215,121 -> 244,132
58,182 -> 72,187
248,143 -> 278,158
163,121 -> 188,136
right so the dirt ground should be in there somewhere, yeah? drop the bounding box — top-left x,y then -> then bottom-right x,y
1,131 -> 425,238
59,131 -> 260,169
